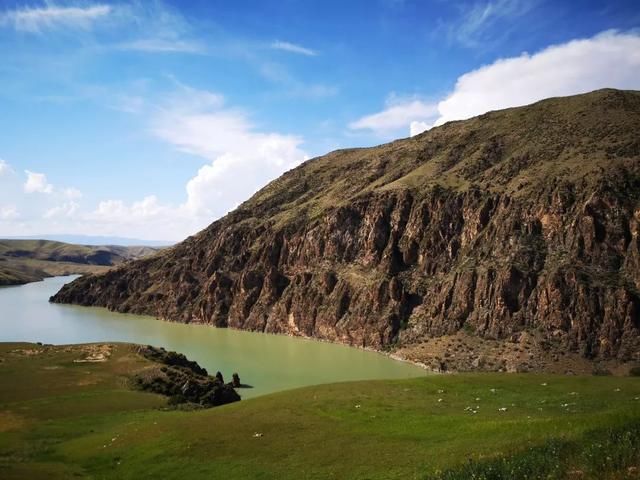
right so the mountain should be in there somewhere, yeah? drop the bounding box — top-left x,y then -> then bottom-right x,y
51,89 -> 640,371
3,235 -> 173,247
0,239 -> 161,286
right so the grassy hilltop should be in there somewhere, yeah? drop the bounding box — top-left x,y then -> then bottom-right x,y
0,342 -> 638,479
0,239 -> 160,286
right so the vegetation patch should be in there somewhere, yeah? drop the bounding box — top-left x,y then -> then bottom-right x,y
427,422 -> 640,480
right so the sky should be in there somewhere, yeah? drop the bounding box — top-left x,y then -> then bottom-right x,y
0,0 -> 639,242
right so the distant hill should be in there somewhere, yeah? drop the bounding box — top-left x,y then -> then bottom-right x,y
52,89 -> 640,371
0,239 -> 162,286
3,234 -> 173,247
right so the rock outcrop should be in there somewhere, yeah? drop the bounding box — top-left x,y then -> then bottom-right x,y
52,89 -> 640,365
134,345 -> 240,407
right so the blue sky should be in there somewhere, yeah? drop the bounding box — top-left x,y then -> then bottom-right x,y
0,0 -> 639,241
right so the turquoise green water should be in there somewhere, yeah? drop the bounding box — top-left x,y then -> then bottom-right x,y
0,276 -> 426,397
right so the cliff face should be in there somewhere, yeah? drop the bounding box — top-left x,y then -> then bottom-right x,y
52,89 -> 640,363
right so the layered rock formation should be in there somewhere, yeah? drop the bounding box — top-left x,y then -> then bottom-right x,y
52,89 -> 640,364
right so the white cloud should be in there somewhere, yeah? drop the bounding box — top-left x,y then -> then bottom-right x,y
0,3 -> 111,33
349,98 -> 438,136
24,171 -> 53,194
63,187 -> 83,200
93,195 -> 165,221
0,159 -> 10,176
444,0 -> 536,48
0,81 -> 307,242
44,201 -> 79,219
0,205 -> 19,220
116,38 -> 204,54
434,30 -> 640,126
152,85 -> 307,219
410,121 -> 430,137
270,40 -> 317,56
352,31 -> 640,137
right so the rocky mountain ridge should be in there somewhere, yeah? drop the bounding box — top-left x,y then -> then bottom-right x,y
52,89 -> 640,369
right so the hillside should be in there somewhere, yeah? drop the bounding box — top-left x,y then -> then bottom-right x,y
51,89 -> 640,369
0,240 -> 160,286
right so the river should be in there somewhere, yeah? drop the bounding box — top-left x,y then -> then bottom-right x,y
0,276 -> 426,397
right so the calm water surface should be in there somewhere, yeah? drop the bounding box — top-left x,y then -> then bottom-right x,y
0,276 -> 425,397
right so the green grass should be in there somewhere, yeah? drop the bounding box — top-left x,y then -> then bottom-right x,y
0,343 -> 639,479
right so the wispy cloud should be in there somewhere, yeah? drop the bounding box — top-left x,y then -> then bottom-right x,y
443,0 -> 536,48
349,97 -> 438,136
0,1 -> 204,56
0,3 -> 111,33
258,61 -> 337,99
270,40 -> 317,56
115,38 -> 205,54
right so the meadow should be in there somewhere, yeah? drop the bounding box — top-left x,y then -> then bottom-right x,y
0,342 -> 638,479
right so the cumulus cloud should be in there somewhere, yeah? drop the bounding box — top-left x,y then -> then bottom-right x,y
349,98 -> 438,136
0,3 -> 111,33
0,205 -> 19,220
152,85 -> 307,219
24,171 -> 53,194
0,159 -> 10,176
352,31 -> 640,137
434,30 -> 640,126
270,40 -> 317,56
409,121 -> 430,137
0,164 -> 87,236
93,195 -> 165,221
0,81 -> 308,242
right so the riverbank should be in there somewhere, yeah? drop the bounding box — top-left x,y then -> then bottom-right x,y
1,341 -> 639,479
1,276 -> 425,398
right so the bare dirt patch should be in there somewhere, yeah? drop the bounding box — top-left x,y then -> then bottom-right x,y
73,344 -> 113,363
0,411 -> 27,432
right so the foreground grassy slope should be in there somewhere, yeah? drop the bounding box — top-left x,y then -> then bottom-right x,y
0,343 -> 638,479
0,239 -> 160,286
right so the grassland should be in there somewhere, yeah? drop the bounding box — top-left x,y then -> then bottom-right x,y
0,342 -> 638,479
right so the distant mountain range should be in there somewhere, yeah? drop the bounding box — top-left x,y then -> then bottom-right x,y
2,235 -> 173,247
0,239 -> 162,286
